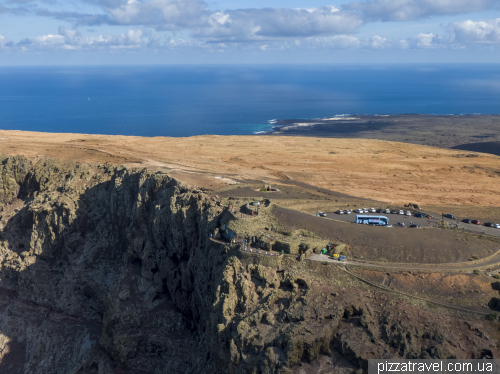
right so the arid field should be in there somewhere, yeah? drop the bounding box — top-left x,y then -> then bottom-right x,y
1,129 -> 499,209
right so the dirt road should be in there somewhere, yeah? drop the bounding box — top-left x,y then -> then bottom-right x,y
309,253 -> 500,272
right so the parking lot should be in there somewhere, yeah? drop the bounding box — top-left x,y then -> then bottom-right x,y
325,211 -> 436,227
324,210 -> 500,237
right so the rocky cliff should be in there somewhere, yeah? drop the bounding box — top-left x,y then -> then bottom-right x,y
0,155 -> 496,374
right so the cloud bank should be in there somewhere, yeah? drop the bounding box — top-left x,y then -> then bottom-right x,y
195,7 -> 363,40
342,0 -> 499,22
449,18 -> 500,44
15,26 -> 160,51
1,0 -> 500,57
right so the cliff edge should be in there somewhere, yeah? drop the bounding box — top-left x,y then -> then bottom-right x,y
0,155 -> 496,374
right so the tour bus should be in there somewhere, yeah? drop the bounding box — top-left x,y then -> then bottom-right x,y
356,215 -> 389,226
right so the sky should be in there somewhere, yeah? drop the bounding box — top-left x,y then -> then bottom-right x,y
0,0 -> 500,64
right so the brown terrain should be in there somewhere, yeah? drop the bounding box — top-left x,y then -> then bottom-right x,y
1,129 -> 500,209
0,124 -> 499,373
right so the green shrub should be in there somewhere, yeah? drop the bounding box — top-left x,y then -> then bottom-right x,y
339,251 -> 348,256
260,188 -> 267,192
471,255 -> 480,261
487,313 -> 498,321
473,269 -> 481,276
494,274 -> 500,279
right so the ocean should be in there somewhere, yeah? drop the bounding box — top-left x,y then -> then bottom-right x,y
0,64 -> 499,137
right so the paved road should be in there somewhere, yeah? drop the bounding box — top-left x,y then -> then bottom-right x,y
324,211 -> 500,237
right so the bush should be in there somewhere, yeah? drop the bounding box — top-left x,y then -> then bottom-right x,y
260,188 -> 267,192
494,274 -> 500,279
473,269 -> 481,276
339,251 -> 348,256
487,313 -> 498,321
283,231 -> 293,237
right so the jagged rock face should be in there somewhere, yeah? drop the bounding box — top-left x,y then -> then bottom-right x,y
0,156 -> 496,374
0,157 -> 228,373
0,155 -> 32,204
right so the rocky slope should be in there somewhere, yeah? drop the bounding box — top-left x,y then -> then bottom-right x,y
0,155 -> 496,374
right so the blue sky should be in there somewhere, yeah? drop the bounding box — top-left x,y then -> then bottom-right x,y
0,0 -> 500,64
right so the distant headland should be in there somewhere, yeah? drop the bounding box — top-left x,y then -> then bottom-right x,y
264,114 -> 500,154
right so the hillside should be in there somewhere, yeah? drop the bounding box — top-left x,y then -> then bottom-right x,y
0,155 -> 497,373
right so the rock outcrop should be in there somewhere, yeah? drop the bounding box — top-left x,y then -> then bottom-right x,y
0,155 -> 495,374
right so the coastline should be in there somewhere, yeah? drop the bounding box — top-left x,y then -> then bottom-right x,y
261,114 -> 500,153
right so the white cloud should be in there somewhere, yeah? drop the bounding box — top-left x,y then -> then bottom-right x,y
84,0 -> 210,30
342,0 -> 498,22
367,35 -> 389,48
8,28 -> 450,52
17,26 -> 161,51
305,35 -> 361,49
448,19 -> 500,44
195,7 -> 363,40
408,32 -> 443,48
287,33 -> 437,50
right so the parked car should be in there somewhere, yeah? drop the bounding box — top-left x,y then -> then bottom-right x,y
391,209 -> 398,214
484,222 -> 493,227
398,210 -> 404,215
251,201 -> 261,206
354,209 -> 363,213
319,212 -> 327,217
344,210 -> 352,214
369,208 -> 376,213
462,218 -> 471,223
443,214 -> 456,220
361,208 -> 368,212
376,208 -> 384,213
414,213 -> 424,218
494,223 -> 500,229
471,220 -> 481,225
405,211 -> 411,216
335,210 -> 344,214
385,209 -> 391,214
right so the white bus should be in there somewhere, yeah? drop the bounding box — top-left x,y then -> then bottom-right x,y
356,215 -> 389,226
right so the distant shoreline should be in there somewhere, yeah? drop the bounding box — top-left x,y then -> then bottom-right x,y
261,114 -> 500,154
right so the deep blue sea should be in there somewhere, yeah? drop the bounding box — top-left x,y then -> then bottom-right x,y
0,64 -> 499,137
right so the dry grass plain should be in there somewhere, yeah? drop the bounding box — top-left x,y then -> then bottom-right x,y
0,130 -> 499,210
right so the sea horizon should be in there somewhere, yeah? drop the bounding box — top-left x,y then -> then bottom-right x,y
1,64 -> 499,138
